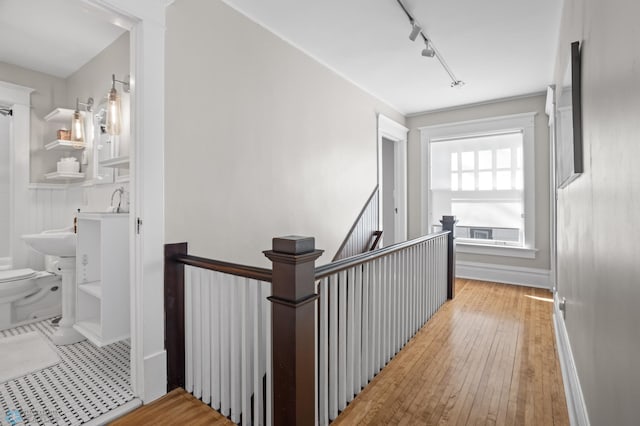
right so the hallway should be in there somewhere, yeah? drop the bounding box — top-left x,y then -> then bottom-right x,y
112,279 -> 568,425
333,279 -> 569,425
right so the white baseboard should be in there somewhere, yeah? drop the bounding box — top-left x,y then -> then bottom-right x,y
456,261 -> 551,289
143,350 -> 167,403
553,295 -> 590,426
83,398 -> 142,426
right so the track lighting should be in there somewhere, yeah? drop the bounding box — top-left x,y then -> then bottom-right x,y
396,0 -> 464,87
421,40 -> 435,58
409,21 -> 422,41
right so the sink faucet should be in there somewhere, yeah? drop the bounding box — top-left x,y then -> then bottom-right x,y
110,187 -> 125,213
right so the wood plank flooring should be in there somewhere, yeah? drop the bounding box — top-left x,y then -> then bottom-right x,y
111,279 -> 568,426
109,388 -> 235,426
333,279 -> 569,425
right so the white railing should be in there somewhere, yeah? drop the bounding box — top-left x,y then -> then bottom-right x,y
184,266 -> 272,425
316,232 -> 449,423
333,187 -> 380,261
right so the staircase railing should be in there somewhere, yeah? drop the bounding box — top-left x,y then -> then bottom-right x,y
333,186 -> 380,261
164,215 -> 457,426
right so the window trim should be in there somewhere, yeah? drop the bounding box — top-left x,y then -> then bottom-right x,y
420,112 -> 537,256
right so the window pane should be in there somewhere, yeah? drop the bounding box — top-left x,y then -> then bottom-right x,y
451,173 -> 459,191
515,170 -> 523,190
496,170 -> 511,189
451,153 -> 458,171
496,148 -> 511,168
478,171 -> 492,190
461,152 -> 474,170
478,150 -> 492,169
516,147 -> 523,169
461,172 -> 474,190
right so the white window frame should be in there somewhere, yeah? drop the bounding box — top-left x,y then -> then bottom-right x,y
420,112 -> 537,259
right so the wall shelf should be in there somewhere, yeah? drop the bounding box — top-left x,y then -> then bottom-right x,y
44,171 -> 85,181
44,108 -> 76,123
99,156 -> 129,168
44,139 -> 86,151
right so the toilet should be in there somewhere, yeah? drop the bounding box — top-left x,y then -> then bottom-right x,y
0,261 -> 62,331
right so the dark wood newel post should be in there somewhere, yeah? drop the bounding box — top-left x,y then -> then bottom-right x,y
440,216 -> 458,299
264,236 -> 324,426
164,242 -> 188,391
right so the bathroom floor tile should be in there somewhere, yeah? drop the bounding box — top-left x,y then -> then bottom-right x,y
0,319 -> 134,425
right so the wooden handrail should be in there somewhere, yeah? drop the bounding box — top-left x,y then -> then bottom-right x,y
173,253 -> 273,282
315,231 -> 450,280
369,230 -> 383,251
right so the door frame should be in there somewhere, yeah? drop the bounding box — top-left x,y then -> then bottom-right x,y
85,0 -> 167,403
377,114 -> 408,245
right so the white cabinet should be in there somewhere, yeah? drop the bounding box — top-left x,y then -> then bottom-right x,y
74,213 -> 129,346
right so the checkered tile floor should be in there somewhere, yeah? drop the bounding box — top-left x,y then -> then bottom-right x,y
0,320 -> 134,425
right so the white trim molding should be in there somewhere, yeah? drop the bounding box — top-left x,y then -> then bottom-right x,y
457,242 -> 538,259
456,261 -> 551,289
85,0 -> 167,404
0,81 -> 34,270
553,295 -> 590,426
378,114 -> 408,245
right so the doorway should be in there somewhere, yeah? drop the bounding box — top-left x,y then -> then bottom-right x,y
378,114 -> 408,246
382,137 -> 397,245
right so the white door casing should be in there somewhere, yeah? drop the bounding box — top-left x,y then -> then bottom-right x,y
84,0 -> 167,403
377,114 -> 408,245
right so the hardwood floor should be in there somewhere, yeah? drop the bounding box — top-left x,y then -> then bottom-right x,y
333,279 -> 569,425
110,388 -> 235,426
111,280 -> 568,426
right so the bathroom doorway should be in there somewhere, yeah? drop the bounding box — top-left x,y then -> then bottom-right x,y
0,0 -> 143,422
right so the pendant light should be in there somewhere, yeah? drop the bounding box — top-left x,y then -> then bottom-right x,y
106,74 -> 122,136
70,98 -> 85,149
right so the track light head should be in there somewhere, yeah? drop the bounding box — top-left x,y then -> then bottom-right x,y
409,22 -> 422,41
421,46 -> 435,58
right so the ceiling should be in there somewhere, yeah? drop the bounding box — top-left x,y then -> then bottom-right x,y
0,0 -> 126,78
222,0 -> 564,114
0,1 -> 563,113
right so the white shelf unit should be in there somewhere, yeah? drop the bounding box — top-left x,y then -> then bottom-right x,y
74,213 -> 130,347
44,107 -> 76,123
45,139 -> 85,151
42,107 -> 86,184
44,171 -> 85,181
99,156 -> 130,168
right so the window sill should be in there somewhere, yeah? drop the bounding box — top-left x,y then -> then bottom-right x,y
456,242 -> 537,259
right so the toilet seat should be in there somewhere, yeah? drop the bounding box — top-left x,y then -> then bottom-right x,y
0,269 -> 36,283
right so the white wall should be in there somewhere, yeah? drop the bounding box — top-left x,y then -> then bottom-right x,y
165,0 -> 405,267
554,0 -> 640,424
406,94 -> 551,271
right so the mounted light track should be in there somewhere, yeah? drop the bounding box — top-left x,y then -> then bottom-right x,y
396,0 -> 464,88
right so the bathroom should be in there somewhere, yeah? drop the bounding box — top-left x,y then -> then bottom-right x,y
0,0 -> 138,423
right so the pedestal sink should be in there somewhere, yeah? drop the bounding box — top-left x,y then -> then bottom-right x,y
21,230 -> 85,346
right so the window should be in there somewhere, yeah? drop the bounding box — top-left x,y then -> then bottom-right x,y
420,113 -> 537,258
